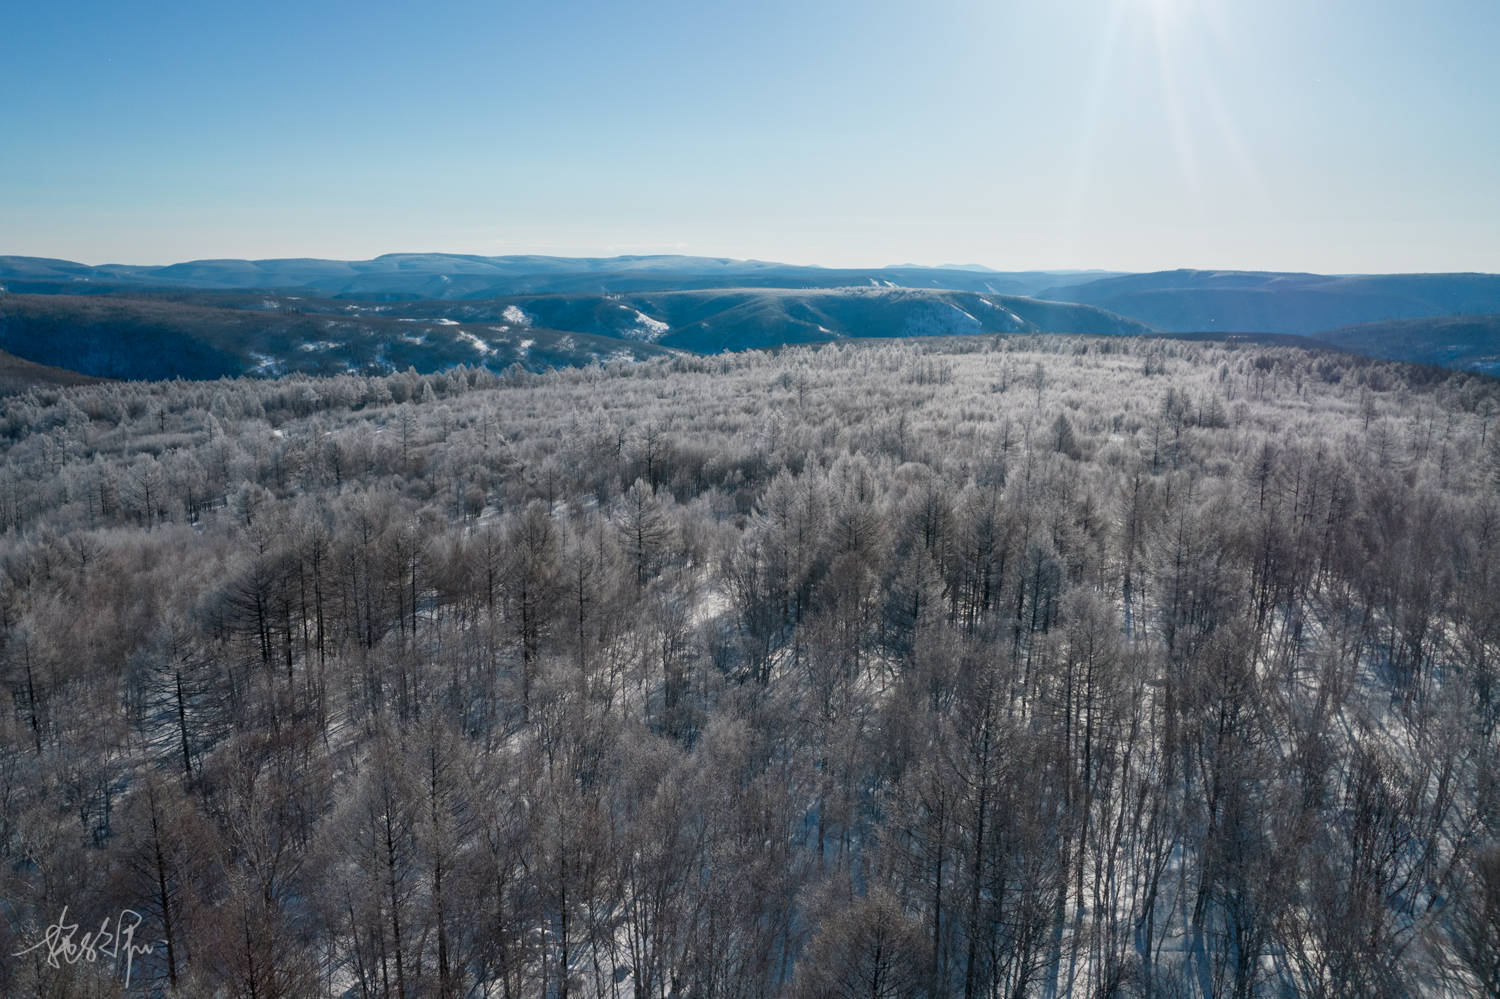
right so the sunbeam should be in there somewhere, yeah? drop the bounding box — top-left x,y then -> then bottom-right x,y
1148,0 -> 1202,199
1054,0 -> 1131,263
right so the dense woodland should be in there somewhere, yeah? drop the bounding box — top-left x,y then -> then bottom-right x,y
1,335 -> 1499,998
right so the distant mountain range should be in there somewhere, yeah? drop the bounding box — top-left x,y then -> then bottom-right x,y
0,254 -> 1112,299
1,254 -> 1499,382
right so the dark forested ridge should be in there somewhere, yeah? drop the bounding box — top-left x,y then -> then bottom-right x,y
1313,313 -> 1500,375
0,293 -> 674,381
475,287 -> 1154,351
0,348 -> 103,394
0,288 -> 1148,381
2,337 -> 1500,997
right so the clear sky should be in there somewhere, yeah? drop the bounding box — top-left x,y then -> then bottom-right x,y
4,0 -> 1497,272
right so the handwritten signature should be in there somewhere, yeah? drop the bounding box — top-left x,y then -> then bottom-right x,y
12,906 -> 154,989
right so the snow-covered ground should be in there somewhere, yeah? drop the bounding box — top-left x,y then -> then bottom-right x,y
456,330 -> 493,355
632,310 -> 669,339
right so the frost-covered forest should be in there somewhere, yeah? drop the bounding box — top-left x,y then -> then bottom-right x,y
2,336 -> 1500,998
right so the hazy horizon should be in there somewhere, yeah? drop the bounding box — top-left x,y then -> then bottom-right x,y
6,248 -> 1498,279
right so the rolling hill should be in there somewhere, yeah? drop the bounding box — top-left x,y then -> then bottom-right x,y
0,348 -> 102,394
0,254 -> 1118,299
1311,313 -> 1500,374
316,287 -> 1157,350
0,295 -> 672,381
1036,269 -> 1500,334
10,255 -> 1500,375
0,288 -> 1154,381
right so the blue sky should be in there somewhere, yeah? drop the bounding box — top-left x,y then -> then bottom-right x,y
4,0 -> 1497,271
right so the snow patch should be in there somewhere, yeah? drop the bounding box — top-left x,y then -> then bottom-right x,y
248,351 -> 282,375
690,581 -> 732,629
501,305 -> 533,327
456,330 -> 493,355
977,298 -> 1026,327
631,310 -> 670,339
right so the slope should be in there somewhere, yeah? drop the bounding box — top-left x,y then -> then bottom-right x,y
1036,270 -> 1500,334
0,349 -> 104,394
263,288 -> 1155,349
0,295 -> 672,381
1312,313 -> 1500,374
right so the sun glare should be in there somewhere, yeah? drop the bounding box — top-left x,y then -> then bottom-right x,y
1139,0 -> 1201,36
